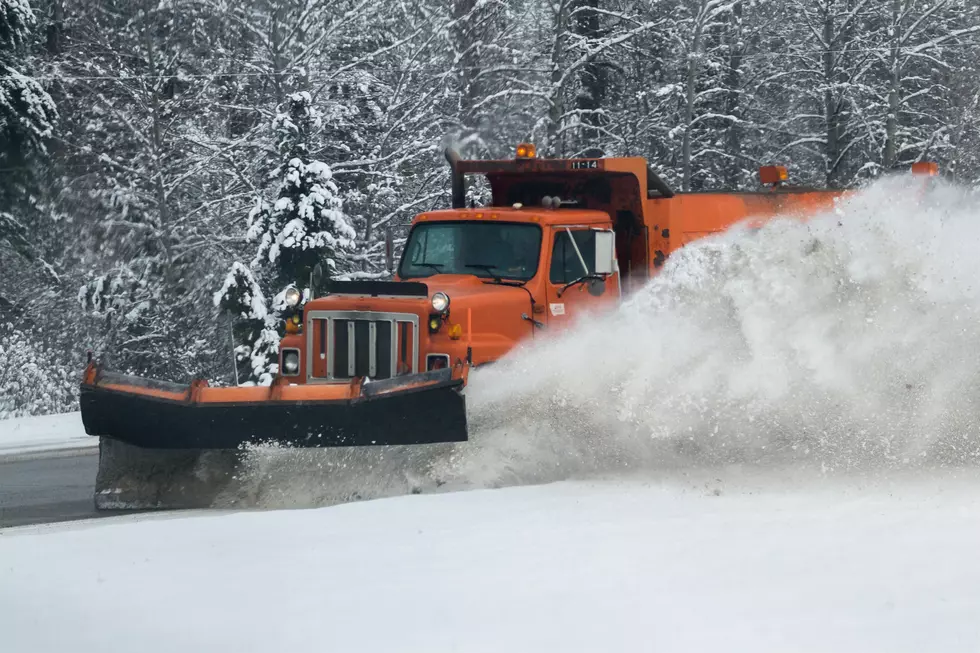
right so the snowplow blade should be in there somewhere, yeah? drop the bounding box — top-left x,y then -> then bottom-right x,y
80,365 -> 468,449
80,364 -> 467,510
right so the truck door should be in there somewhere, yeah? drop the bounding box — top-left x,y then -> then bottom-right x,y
544,226 -> 619,330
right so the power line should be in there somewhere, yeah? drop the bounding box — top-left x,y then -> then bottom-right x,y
16,39 -> 980,83
24,67 -> 553,82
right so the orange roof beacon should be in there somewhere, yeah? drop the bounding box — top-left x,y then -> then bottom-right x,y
80,145 -> 936,507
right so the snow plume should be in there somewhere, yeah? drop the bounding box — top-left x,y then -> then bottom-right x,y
231,177 -> 980,508
455,176 -> 980,481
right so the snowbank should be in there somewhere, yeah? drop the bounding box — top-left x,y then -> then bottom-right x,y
0,412 -> 94,456
3,472 -> 980,652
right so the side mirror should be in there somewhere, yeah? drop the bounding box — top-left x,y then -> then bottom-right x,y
593,230 -> 615,276
384,227 -> 395,274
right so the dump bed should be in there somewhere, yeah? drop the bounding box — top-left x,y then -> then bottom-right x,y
644,189 -> 842,263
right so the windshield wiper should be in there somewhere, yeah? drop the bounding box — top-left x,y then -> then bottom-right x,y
465,263 -> 526,287
465,263 -> 503,282
415,262 -> 444,274
557,274 -> 605,297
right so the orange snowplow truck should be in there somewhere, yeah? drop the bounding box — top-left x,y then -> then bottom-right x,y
81,146 -> 935,456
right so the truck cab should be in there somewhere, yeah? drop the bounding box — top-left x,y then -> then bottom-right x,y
276,146 -> 643,383
278,206 -> 621,383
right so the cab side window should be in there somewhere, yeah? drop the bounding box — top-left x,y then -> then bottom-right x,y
550,230 -> 596,284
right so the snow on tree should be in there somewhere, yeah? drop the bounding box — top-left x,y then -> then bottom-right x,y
0,323 -> 76,419
0,0 -> 57,195
216,91 -> 356,384
0,67 -> 56,160
672,0 -> 742,190
213,262 -> 268,322
213,262 -> 280,386
247,92 -> 356,286
0,0 -> 59,325
0,0 -> 34,49
70,1 -> 244,380
754,0 -> 881,187
871,0 -> 980,170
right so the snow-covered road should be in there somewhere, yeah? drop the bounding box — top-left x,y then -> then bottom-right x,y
3,470 -> 980,653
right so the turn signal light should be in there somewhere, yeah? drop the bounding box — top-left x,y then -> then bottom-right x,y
284,315 -> 301,334
911,162 -> 938,176
516,143 -> 537,159
447,323 -> 463,340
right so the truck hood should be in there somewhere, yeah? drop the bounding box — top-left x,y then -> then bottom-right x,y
419,274 -> 530,304
305,275 -> 533,318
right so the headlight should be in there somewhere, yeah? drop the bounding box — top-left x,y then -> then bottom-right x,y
282,349 -> 300,375
285,287 -> 302,307
431,292 -> 450,313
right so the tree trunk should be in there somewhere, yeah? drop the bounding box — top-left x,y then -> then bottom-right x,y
453,0 -> 484,136
883,0 -> 901,169
723,0 -> 744,189
270,5 -> 286,107
547,0 -> 570,155
142,6 -> 173,279
682,0 -> 709,191
573,0 -> 606,156
46,0 -> 65,55
822,2 -> 842,187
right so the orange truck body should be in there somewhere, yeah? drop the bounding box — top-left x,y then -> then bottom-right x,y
278,153 -> 843,379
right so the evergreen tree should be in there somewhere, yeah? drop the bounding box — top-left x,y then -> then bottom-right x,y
0,0 -> 58,316
0,0 -> 56,241
217,91 -> 355,384
248,92 -> 356,288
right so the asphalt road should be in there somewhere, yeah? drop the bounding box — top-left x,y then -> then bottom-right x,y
0,450 -> 109,528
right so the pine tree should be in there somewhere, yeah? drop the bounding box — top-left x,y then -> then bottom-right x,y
212,262 -> 280,385
0,0 -> 57,242
0,0 -> 58,318
217,91 -> 355,384
248,92 -> 356,288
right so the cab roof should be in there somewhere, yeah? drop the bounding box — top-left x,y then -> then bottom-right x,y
414,206 -> 613,227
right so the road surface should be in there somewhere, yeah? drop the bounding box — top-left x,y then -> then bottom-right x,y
0,451 -> 109,528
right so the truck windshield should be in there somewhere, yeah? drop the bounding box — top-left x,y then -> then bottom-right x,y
399,221 -> 542,282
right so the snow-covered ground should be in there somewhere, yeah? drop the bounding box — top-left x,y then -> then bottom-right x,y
0,412 -> 95,456
3,470 -> 980,653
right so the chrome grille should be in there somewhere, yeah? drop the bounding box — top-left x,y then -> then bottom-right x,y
306,311 -> 419,382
